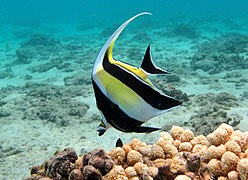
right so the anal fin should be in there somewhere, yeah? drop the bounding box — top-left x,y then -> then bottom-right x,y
133,125 -> 161,133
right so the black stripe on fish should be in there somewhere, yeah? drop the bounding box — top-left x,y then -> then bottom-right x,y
102,53 -> 182,110
92,79 -> 161,134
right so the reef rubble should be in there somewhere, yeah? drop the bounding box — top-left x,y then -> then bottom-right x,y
26,123 -> 248,180
0,83 -> 91,127
185,92 -> 241,136
191,33 -> 248,74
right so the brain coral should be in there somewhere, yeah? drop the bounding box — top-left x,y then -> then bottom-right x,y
26,123 -> 248,180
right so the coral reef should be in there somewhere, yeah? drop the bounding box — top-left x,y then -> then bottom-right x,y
172,23 -> 200,39
164,74 -> 181,83
0,108 -> 11,117
197,33 -> 248,54
13,33 -> 92,73
131,32 -> 152,43
0,68 -> 13,79
185,92 -> 241,135
16,47 -> 35,64
191,33 -> 248,74
21,84 -> 90,126
153,78 -> 189,102
28,57 -> 74,73
27,148 -> 78,179
21,34 -> 61,48
64,74 -> 91,86
13,34 -> 92,73
0,146 -> 23,158
191,52 -> 247,74
0,83 -> 91,127
15,34 -> 61,64
126,47 -> 143,62
26,123 -> 248,180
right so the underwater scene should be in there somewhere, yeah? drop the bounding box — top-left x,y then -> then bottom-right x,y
1,0 -> 248,179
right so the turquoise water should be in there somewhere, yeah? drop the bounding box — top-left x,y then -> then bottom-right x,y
1,0 -> 248,25
0,1 -> 248,179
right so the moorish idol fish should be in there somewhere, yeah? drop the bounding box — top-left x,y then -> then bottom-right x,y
91,12 -> 182,136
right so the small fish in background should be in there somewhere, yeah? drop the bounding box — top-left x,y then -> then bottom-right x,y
91,12 -> 182,136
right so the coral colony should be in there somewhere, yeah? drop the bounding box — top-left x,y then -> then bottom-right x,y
27,123 -> 248,180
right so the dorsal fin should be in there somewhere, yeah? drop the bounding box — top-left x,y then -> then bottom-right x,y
92,12 -> 152,75
141,45 -> 170,74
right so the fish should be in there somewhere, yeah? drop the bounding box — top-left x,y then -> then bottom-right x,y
115,138 -> 123,148
91,12 -> 182,136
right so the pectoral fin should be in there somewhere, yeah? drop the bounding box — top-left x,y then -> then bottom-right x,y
141,45 -> 170,75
